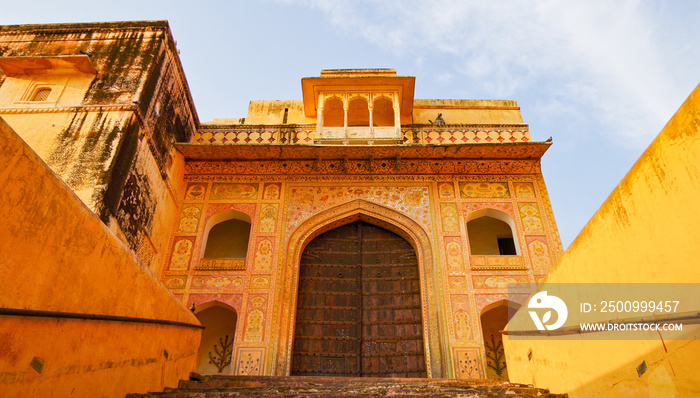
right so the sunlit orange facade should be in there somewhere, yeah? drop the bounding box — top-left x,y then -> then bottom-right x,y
0,20 -> 565,395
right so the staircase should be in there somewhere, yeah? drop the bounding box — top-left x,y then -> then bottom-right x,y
127,374 -> 567,397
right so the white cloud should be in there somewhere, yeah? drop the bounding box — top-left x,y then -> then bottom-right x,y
274,0 -> 699,148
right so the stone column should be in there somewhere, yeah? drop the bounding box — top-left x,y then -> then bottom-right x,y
316,94 -> 324,140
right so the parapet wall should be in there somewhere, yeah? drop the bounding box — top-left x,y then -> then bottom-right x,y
0,116 -> 201,397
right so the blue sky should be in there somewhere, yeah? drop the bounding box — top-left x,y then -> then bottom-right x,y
3,1 -> 700,248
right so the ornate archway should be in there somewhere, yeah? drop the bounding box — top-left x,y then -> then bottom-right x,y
270,200 -> 449,377
292,220 -> 425,377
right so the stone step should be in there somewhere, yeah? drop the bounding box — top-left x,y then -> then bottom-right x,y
127,374 -> 567,398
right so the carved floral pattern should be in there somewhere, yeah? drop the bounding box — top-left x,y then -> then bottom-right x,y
528,238 -> 551,274
177,204 -> 202,233
513,182 -> 536,198
286,185 -> 431,236
263,183 -> 281,200
445,240 -> 465,270
244,309 -> 264,342
253,239 -> 273,271
441,203 -> 459,232
518,203 -> 544,233
438,182 -> 454,198
259,204 -> 278,233
169,238 -> 194,270
454,309 -> 472,340
185,183 -> 207,200
210,183 -> 259,200
459,182 -> 510,198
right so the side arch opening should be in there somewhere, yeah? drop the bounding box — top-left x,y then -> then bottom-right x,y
200,210 -> 252,260
466,209 -> 521,255
480,300 -> 521,380
194,301 -> 238,375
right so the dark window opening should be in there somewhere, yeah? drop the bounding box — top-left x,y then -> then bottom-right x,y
497,237 -> 516,255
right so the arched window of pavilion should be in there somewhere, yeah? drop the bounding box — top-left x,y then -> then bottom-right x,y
347,97 -> 369,126
372,96 -> 395,127
466,209 -> 520,255
322,96 -> 344,127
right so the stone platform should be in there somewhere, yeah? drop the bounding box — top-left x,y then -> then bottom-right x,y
127,374 -> 567,397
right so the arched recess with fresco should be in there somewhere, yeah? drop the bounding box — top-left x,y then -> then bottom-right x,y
480,299 -> 521,380
270,200 -> 449,378
194,301 -> 238,375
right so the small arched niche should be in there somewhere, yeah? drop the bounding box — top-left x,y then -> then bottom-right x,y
30,87 -> 52,102
322,96 -> 344,127
201,210 -> 252,259
195,301 -> 238,374
347,97 -> 369,126
466,209 -> 520,255
372,96 -> 395,127
480,300 -> 521,380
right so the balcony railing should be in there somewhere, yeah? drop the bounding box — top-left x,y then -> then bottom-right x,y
315,126 -> 402,144
192,125 -> 531,145
195,258 -> 246,270
470,255 -> 525,270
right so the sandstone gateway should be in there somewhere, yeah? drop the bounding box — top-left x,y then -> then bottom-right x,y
3,20 -> 695,398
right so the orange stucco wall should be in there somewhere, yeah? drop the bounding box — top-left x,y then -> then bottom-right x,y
504,83 -> 700,397
0,116 -> 201,397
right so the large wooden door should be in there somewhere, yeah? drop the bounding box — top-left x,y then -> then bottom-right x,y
292,221 -> 426,377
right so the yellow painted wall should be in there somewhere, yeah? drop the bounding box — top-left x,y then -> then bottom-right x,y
412,99 -> 524,125
0,116 -> 201,397
0,73 -> 95,108
0,109 -> 134,211
0,22 -> 199,276
1,106 -> 186,275
504,83 -> 700,397
244,100 -> 314,125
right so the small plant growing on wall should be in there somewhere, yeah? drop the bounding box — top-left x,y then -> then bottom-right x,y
208,334 -> 233,373
485,334 -> 507,378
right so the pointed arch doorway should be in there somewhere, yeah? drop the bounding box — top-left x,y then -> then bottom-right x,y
291,220 -> 426,377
